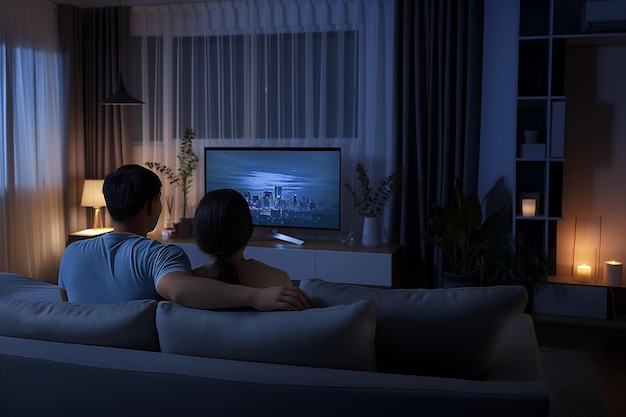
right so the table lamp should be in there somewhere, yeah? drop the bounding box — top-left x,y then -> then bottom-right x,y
81,179 -> 106,229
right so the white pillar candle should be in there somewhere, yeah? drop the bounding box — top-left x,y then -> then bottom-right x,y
521,199 -> 536,217
576,264 -> 592,281
604,261 -> 623,286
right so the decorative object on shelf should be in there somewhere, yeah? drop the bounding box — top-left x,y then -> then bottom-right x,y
164,195 -> 174,230
604,260 -> 623,286
522,130 -> 540,144
520,127 -> 545,158
519,192 -> 540,217
572,216 -> 602,283
521,198 -> 536,217
81,179 -> 106,229
161,195 -> 175,240
361,216 -> 381,248
520,143 -> 546,158
345,163 -> 402,247
422,178 -> 505,286
100,0 -> 143,105
339,230 -> 361,248
146,128 -> 199,237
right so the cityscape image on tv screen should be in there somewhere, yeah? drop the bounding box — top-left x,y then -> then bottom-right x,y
204,147 -> 341,230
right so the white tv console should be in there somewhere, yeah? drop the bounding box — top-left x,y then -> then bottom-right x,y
162,237 -> 402,287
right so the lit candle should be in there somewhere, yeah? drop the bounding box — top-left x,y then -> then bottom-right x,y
604,260 -> 623,286
576,264 -> 592,281
521,199 -> 536,217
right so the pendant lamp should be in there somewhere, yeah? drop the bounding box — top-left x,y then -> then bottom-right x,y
100,0 -> 143,105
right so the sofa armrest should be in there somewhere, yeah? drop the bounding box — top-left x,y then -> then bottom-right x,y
0,273 -> 61,302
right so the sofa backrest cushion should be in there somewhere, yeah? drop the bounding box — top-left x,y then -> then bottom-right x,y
299,278 -> 528,379
0,296 -> 159,351
156,300 -> 377,372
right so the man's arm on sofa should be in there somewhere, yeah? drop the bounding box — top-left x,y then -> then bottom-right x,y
157,272 -> 310,311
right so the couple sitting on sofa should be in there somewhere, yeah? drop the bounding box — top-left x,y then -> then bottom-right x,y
58,164 -> 309,311
1,164 -> 548,417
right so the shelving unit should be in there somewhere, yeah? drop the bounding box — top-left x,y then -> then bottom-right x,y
516,0 -> 626,323
516,0 -> 566,277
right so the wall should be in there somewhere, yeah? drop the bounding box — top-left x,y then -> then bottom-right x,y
478,0 -> 518,206
556,40 -> 626,279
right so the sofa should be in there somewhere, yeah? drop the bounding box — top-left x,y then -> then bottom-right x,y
0,272 -> 549,417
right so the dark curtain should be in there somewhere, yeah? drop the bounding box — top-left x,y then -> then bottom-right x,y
59,5 -> 134,233
394,0 -> 484,288
58,4 -> 86,235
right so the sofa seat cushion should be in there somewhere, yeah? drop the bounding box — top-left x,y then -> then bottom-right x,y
0,296 -> 159,351
156,300 -> 377,372
299,278 -> 528,379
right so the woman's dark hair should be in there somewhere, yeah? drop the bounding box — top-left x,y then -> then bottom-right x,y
103,164 -> 162,222
193,189 -> 254,285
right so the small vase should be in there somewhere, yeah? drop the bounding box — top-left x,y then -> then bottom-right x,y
361,216 -> 381,247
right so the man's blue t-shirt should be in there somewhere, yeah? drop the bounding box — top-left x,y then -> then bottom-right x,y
58,232 -> 192,303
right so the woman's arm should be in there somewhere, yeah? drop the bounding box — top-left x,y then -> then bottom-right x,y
157,272 -> 309,311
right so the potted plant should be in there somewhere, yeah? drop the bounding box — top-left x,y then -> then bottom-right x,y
522,125 -> 542,144
479,238 -> 546,285
479,234 -> 547,312
344,163 -> 402,247
145,128 -> 199,237
422,178 -> 504,287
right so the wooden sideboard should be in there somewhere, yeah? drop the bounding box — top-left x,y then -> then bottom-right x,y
163,237 -> 402,287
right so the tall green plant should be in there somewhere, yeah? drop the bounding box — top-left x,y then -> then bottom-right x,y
145,128 -> 199,219
422,179 -> 503,276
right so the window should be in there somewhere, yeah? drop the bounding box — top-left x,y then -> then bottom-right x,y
134,30 -> 359,141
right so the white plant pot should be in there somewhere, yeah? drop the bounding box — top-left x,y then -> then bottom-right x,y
362,216 -> 381,247
523,130 -> 540,144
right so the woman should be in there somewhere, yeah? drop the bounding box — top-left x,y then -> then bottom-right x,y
193,188 -> 292,288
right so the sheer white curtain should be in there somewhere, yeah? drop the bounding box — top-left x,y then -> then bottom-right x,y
0,0 -> 66,281
130,0 -> 396,240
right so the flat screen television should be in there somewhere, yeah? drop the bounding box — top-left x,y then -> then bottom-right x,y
204,147 -> 341,244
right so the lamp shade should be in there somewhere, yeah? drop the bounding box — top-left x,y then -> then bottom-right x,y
99,0 -> 143,106
100,76 -> 144,105
81,180 -> 106,208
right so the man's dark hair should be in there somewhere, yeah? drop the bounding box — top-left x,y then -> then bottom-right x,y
103,164 -> 162,222
193,189 -> 254,285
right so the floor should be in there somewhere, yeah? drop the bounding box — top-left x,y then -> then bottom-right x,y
534,318 -> 626,417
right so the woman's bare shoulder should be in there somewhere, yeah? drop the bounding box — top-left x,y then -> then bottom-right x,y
192,263 -> 214,277
237,259 -> 291,287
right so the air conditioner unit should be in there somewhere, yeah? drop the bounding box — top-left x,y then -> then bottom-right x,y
581,1 -> 626,33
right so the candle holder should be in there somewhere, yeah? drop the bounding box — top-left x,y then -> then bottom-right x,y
521,199 -> 536,217
572,216 -> 602,283
604,260 -> 623,286
519,192 -> 540,217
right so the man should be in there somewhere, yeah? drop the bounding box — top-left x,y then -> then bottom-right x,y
58,164 -> 309,311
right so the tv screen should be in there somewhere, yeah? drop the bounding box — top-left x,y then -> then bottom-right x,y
204,147 -> 341,231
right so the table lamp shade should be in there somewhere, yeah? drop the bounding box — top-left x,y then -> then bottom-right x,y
81,180 -> 106,229
81,180 -> 106,208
